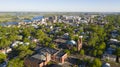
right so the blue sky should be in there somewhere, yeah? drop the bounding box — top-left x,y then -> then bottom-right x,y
0,0 -> 120,12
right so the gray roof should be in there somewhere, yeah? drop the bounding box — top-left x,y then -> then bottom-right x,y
32,54 -> 46,61
67,40 -> 76,45
39,47 -> 58,55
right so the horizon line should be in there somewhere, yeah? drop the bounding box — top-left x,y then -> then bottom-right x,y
0,11 -> 120,13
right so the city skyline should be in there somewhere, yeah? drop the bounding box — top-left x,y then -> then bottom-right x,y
0,0 -> 120,12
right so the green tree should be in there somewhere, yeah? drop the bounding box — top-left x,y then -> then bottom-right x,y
7,58 -> 24,67
23,37 -> 30,42
35,30 -> 50,44
79,49 -> 85,56
116,48 -> 120,62
22,29 -> 31,38
88,33 -> 99,47
16,45 -> 33,59
0,37 -> 11,48
93,50 -> 97,57
29,42 -> 36,49
99,42 -> 106,50
72,47 -> 77,52
97,50 -> 103,57
64,49 -> 70,55
0,53 -> 6,63
91,58 -> 102,67
49,43 -> 56,49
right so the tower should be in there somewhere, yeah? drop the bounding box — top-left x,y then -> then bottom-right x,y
46,52 -> 51,62
77,36 -> 83,51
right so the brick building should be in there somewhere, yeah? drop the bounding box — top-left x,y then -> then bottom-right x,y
24,47 -> 67,67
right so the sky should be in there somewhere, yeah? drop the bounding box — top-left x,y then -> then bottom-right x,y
0,0 -> 120,12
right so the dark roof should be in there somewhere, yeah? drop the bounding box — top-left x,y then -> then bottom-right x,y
39,47 -> 59,55
48,64 -> 62,67
56,50 -> 66,57
27,57 -> 44,64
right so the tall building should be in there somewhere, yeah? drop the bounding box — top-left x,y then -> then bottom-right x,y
77,36 -> 83,51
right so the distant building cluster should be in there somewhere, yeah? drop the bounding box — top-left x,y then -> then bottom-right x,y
0,14 -> 108,27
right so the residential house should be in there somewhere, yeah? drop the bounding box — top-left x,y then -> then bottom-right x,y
11,41 -> 29,48
63,33 -> 69,39
0,47 -> 12,54
102,54 -> 116,62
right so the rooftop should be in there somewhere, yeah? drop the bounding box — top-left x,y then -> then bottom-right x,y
32,16 -> 44,21
66,40 -> 76,45
54,38 -> 67,44
27,56 -> 44,64
39,47 -> 59,55
23,20 -> 32,23
56,50 -> 66,57
32,54 -> 46,61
